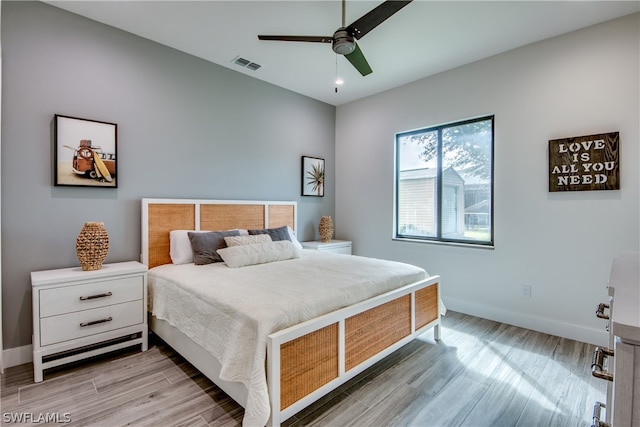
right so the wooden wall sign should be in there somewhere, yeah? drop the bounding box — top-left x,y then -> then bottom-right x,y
548,131 -> 619,192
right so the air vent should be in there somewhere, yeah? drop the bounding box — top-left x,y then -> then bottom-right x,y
233,57 -> 251,67
232,56 -> 261,71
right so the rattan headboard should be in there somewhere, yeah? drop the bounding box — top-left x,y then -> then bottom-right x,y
141,198 -> 297,268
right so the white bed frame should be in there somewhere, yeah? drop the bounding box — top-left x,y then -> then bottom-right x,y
141,198 -> 441,426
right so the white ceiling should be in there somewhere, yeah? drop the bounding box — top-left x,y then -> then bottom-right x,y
45,1 -> 640,106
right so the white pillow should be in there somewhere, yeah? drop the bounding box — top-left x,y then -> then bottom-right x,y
217,241 -> 300,268
170,230 -> 204,264
224,234 -> 272,247
287,226 -> 303,250
170,229 -> 248,264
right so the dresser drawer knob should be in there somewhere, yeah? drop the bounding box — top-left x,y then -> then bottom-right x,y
591,347 -> 614,382
79,291 -> 113,301
595,303 -> 610,320
80,317 -> 113,327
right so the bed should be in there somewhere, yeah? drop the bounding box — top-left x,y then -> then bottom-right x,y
141,198 -> 442,426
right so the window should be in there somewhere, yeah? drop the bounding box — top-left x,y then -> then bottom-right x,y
395,116 -> 494,246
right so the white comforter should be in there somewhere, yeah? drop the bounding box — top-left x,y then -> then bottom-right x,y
148,250 -> 430,426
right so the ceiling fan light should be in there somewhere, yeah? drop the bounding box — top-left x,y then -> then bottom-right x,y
332,29 -> 355,55
333,40 -> 355,55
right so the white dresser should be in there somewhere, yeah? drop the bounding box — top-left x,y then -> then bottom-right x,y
592,252 -> 640,427
301,240 -> 352,255
31,261 -> 148,382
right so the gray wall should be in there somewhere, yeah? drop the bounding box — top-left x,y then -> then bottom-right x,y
1,1 -> 335,350
336,13 -> 639,346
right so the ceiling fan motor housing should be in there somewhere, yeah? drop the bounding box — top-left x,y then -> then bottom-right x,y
332,28 -> 355,55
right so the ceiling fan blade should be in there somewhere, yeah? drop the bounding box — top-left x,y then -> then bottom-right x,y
258,35 -> 333,43
344,43 -> 372,76
347,0 -> 413,40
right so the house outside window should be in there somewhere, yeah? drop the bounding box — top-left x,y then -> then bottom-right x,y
394,116 -> 494,246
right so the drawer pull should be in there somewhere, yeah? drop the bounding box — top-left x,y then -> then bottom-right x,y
595,303 -> 610,320
591,401 -> 610,427
591,347 -> 614,382
79,317 -> 113,327
79,291 -> 113,301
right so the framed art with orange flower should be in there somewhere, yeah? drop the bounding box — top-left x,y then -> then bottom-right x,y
302,156 -> 324,197
54,114 -> 118,188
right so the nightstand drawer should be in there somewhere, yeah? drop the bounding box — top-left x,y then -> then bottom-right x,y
40,300 -> 144,346
39,276 -> 143,318
321,245 -> 352,255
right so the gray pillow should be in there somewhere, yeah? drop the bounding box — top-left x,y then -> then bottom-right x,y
248,225 -> 291,242
188,230 -> 241,265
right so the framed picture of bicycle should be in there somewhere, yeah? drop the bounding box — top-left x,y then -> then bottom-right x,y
301,156 -> 325,197
54,114 -> 118,188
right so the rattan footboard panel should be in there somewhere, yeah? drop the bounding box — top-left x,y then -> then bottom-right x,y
415,283 -> 439,330
280,323 -> 339,410
345,295 -> 412,371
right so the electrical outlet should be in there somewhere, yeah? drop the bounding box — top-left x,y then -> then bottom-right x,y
521,285 -> 531,299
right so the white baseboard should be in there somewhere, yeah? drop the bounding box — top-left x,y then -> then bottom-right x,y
444,296 -> 609,347
3,344 -> 33,369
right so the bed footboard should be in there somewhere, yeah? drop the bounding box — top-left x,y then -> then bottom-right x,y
267,276 -> 440,426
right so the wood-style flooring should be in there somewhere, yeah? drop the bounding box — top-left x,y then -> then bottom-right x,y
1,311 -> 606,426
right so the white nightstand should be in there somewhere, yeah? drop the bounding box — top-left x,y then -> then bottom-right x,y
301,240 -> 352,255
31,261 -> 148,382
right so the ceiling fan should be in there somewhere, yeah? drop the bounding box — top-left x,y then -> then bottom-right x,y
258,0 -> 413,77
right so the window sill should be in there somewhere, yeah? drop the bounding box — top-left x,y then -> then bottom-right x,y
393,237 -> 495,250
